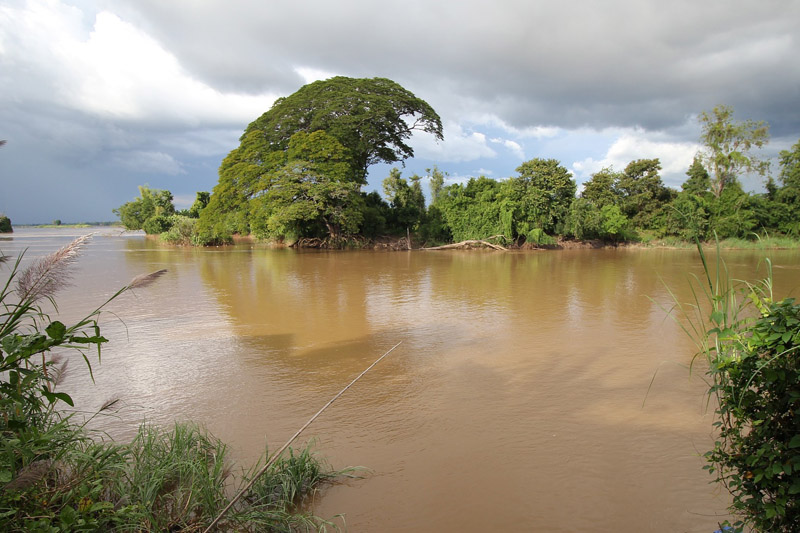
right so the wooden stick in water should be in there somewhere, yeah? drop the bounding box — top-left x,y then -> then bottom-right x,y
203,341 -> 403,533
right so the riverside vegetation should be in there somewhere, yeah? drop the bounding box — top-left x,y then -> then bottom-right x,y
0,236 -> 350,532
112,78 -> 799,249
666,240 -> 800,531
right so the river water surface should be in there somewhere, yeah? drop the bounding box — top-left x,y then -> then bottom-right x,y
4,227 -> 800,532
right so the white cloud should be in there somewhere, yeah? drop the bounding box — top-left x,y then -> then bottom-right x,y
1,4 -> 278,125
571,129 -> 700,188
489,138 -> 525,160
294,66 -> 339,84
411,122 -> 496,162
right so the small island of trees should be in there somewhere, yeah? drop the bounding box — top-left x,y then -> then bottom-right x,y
113,78 -> 800,249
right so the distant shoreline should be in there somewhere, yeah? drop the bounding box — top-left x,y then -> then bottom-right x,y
14,222 -> 122,228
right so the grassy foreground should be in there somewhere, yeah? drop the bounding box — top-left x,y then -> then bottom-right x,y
664,241 -> 800,531
0,237 -> 349,532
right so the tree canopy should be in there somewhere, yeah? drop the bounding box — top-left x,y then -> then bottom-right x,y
198,77 -> 443,244
117,101 -> 800,248
249,130 -> 364,242
698,104 -> 770,198
246,76 -> 442,181
113,186 -> 175,232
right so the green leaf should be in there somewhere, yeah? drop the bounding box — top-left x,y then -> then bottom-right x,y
789,434 -> 800,448
40,389 -> 73,406
45,321 -> 67,341
711,310 -> 725,325
69,335 -> 108,344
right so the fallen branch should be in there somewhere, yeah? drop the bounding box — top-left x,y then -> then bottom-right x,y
203,341 -> 403,533
423,238 -> 508,251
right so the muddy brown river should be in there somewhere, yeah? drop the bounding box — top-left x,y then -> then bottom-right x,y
4,227 -> 800,532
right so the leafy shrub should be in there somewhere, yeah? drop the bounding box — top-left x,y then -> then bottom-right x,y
705,297 -> 800,531
524,227 -> 556,246
142,214 -> 172,235
0,215 -> 11,233
160,215 -> 197,245
669,243 -> 800,532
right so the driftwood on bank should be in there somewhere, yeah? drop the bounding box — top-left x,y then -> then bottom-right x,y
423,235 -> 508,251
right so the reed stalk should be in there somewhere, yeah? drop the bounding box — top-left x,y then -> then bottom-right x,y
203,341 -> 402,532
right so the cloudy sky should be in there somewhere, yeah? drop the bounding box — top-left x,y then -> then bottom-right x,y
1,0 -> 799,224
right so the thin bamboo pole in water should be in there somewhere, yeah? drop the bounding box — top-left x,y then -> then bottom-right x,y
203,341 -> 404,533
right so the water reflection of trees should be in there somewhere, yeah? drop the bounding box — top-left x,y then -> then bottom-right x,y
120,239 -> 800,387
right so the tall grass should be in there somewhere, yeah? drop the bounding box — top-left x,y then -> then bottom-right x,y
0,237 -> 349,531
664,239 -> 800,531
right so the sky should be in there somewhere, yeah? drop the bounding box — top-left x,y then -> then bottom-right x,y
1,0 -> 799,224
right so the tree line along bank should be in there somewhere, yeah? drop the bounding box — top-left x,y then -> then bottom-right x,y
113,77 -> 800,248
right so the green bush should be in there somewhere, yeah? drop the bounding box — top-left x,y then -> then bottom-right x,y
160,215 -> 197,245
524,227 -> 556,246
705,297 -> 800,531
669,244 -> 800,532
142,214 -> 172,235
0,215 -> 11,233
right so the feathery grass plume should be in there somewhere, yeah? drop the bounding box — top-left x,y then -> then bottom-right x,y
127,268 -> 168,290
99,397 -> 120,412
15,233 -> 92,303
46,354 -> 69,387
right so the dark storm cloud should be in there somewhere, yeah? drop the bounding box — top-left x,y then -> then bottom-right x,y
112,0 -> 800,133
2,0 -> 799,224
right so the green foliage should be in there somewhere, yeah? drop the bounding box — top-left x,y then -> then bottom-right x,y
160,215 -> 198,245
698,104 -> 770,198
581,167 -> 620,208
704,298 -> 800,531
433,160 -> 576,245
616,159 -> 675,230
0,238 -> 347,531
178,191 -> 211,219
427,165 -> 447,205
708,183 -> 757,239
200,77 -> 441,246
665,191 -> 711,241
566,198 -> 603,240
524,227 -> 556,246
358,191 -> 390,239
249,130 -> 364,243
599,204 -> 628,240
437,177 -> 507,242
382,168 -> 426,234
1,237 -> 119,529
666,242 -> 800,531
142,214 -> 173,235
418,204 -> 452,245
246,76 -> 442,180
506,158 -> 576,237
0,215 -> 11,233
683,156 -> 711,195
566,198 -> 630,241
114,186 -> 176,231
775,138 -> 800,236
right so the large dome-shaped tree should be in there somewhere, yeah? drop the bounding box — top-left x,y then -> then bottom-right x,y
198,77 -> 442,243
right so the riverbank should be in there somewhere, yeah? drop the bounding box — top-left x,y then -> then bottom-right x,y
141,229 -> 800,251
0,235 -> 348,531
